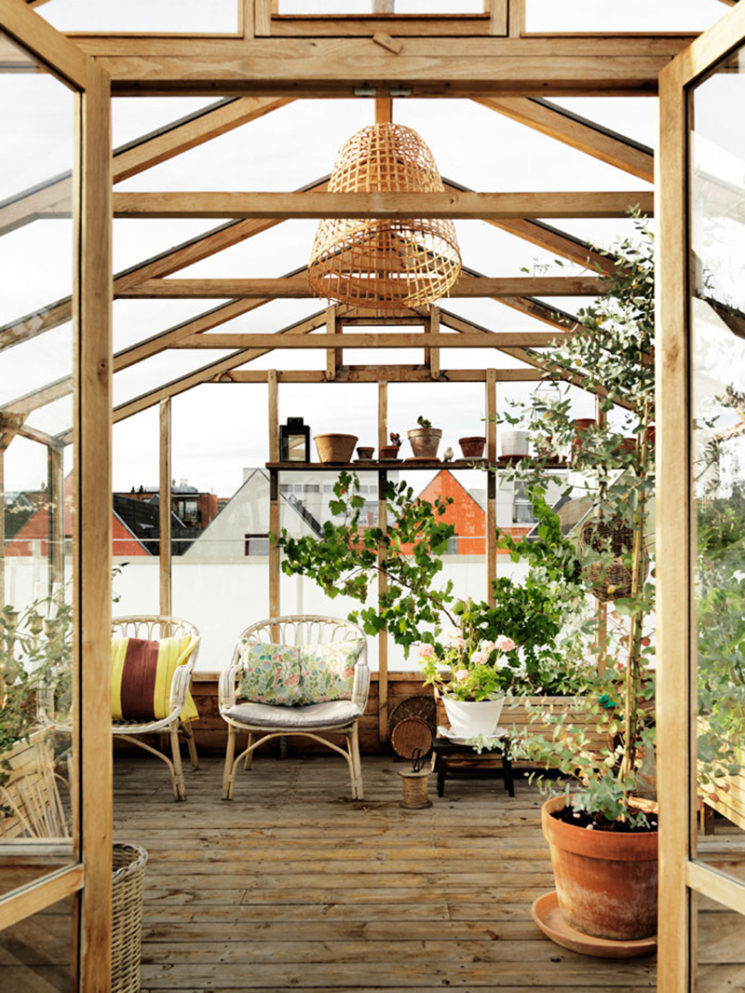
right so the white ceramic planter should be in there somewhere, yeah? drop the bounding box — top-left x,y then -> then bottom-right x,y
442,696 -> 504,738
500,429 -> 529,457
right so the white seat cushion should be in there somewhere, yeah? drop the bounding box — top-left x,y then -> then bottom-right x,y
223,699 -> 363,730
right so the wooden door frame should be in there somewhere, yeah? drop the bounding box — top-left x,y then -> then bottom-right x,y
657,3 -> 745,991
0,2 -> 112,990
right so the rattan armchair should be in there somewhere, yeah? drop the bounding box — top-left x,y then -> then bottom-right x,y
112,615 -> 201,801
219,615 -> 370,800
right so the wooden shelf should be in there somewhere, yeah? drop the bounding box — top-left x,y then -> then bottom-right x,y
266,459 -> 490,471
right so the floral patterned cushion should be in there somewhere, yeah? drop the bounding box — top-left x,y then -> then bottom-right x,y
238,643 -> 304,706
297,641 -> 365,704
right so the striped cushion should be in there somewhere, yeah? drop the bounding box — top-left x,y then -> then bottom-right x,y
112,635 -> 199,722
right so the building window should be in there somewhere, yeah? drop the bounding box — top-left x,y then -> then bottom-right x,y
512,483 -> 534,524
174,498 -> 199,525
244,533 -> 270,556
446,535 -> 459,555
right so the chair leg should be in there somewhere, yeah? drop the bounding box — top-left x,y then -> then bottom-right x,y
169,724 -> 187,801
182,721 -> 200,770
349,722 -> 364,800
243,733 -> 253,770
222,724 -> 237,800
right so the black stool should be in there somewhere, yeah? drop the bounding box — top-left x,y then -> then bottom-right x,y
433,735 -> 515,798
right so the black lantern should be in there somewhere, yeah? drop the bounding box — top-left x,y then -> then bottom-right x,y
279,417 -> 310,463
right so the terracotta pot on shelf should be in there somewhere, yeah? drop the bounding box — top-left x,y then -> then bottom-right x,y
356,446 -> 374,460
407,427 -> 442,459
379,445 -> 401,460
541,794 -> 658,942
313,433 -> 358,464
458,436 -> 486,459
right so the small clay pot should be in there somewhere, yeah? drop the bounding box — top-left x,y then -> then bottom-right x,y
379,445 -> 401,460
459,436 -> 486,459
356,446 -> 374,460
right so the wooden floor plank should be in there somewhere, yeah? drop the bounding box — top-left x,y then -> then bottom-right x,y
110,754 -> 659,993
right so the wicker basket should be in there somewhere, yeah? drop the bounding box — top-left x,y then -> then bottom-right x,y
579,519 -> 635,602
112,843 -> 148,993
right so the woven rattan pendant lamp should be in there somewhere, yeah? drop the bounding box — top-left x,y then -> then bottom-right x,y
308,123 -> 461,310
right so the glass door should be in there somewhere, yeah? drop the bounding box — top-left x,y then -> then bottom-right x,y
0,2 -> 112,990
658,3 -> 745,991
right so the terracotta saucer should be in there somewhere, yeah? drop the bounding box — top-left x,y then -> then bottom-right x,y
531,892 -> 657,959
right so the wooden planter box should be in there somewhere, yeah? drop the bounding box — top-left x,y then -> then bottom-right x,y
698,716 -> 745,831
435,694 -> 607,768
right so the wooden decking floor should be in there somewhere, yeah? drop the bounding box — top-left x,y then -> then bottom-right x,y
114,753 -> 657,993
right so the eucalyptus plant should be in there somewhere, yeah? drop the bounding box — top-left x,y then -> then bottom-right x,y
497,222 -> 658,826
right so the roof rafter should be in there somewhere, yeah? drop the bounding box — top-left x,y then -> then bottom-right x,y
474,97 -> 654,182
0,95 -> 291,237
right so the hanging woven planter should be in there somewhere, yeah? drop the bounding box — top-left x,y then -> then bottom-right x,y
579,519 -> 636,602
308,123 -> 462,310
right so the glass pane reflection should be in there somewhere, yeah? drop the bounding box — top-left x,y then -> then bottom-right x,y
691,43 -> 745,883
0,33 -> 75,900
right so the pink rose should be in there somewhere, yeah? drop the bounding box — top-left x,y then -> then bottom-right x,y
454,669 -> 469,683
444,626 -> 463,645
480,640 -> 496,654
449,636 -> 466,651
417,643 -> 435,659
470,650 -> 488,665
495,635 -> 515,653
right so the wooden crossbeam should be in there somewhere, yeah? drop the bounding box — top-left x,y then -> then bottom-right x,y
171,331 -> 564,349
475,97 -> 654,182
118,275 -> 606,299
75,35 -> 695,98
220,367 -> 546,383
112,190 -> 654,220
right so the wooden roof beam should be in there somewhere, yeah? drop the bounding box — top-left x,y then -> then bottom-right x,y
118,275 -> 607,300
76,35 -> 694,97
170,331 -> 566,349
225,368 -> 546,383
474,97 -> 654,182
112,189 -> 654,220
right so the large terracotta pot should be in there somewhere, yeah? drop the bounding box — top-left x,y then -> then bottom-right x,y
314,433 -> 358,463
541,795 -> 658,940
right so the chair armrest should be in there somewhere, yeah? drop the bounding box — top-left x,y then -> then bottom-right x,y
352,659 -> 370,711
170,662 -> 194,713
219,662 -> 239,713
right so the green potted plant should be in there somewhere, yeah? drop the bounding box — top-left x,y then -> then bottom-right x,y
494,221 -> 658,948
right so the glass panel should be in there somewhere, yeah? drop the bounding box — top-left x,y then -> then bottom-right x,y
0,894 -> 73,991
691,43 -> 745,883
696,891 -> 745,992
39,0 -> 238,34
279,1 -> 484,13
528,0 -> 723,32
0,33 -> 75,898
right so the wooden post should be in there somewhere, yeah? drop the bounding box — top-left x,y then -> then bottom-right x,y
240,0 -> 255,38
377,469 -> 389,746
426,306 -> 441,380
486,369 -> 497,606
0,443 -> 5,606
377,382 -> 389,745
77,60 -> 113,993
506,0 -> 524,37
254,0 -> 272,36
326,305 -> 339,381
377,381 -> 388,455
375,96 -> 392,125
594,396 -> 607,673
159,399 -> 172,617
373,0 -> 395,11
47,445 -> 65,597
268,370 -> 280,618
657,52 -> 692,993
